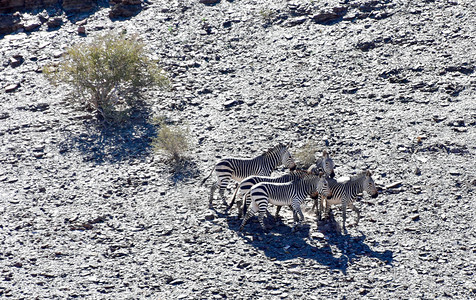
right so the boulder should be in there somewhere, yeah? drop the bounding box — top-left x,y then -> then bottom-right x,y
0,13 -> 22,34
62,0 -> 97,13
0,0 -> 58,13
109,0 -> 142,18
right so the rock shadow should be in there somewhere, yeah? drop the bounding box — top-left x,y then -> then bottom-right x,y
59,108 -> 156,164
220,208 -> 393,273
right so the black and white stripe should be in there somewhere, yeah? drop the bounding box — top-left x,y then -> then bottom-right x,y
201,144 -> 296,208
239,172 -> 331,232
307,150 -> 335,178
316,170 -> 378,232
234,170 -> 312,218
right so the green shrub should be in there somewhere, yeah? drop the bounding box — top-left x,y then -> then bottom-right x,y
44,32 -> 169,123
295,142 -> 318,168
152,122 -> 190,162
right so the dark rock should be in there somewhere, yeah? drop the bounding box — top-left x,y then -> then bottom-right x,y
0,0 -> 58,13
46,17 -> 63,28
5,83 -> 20,93
62,0 -> 97,13
356,40 -> 377,51
0,13 -> 22,35
449,169 -> 461,176
199,0 -> 220,4
109,0 -> 142,18
414,167 -> 421,176
77,25 -> 86,34
223,99 -> 244,109
9,55 -> 24,68
288,1 -> 312,16
311,7 -> 347,24
24,20 -> 41,31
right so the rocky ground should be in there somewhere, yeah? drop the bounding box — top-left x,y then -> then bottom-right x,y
1,0 -> 475,298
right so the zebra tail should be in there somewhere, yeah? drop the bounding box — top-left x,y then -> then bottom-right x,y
229,186 -> 239,205
200,167 -> 214,186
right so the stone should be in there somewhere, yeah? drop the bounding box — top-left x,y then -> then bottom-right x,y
0,0 -> 58,13
199,0 -> 220,4
5,83 -> 20,93
9,55 -> 24,68
47,17 -> 63,28
311,7 -> 347,24
0,13 -> 22,34
385,181 -> 402,189
78,25 -> 86,35
109,0 -> 142,18
62,0 -> 97,13
24,20 -> 42,32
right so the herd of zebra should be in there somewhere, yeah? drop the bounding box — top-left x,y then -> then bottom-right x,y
201,144 -> 378,233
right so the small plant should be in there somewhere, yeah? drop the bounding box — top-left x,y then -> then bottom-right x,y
152,121 -> 190,162
259,9 -> 276,23
44,32 -> 169,123
295,142 -> 319,168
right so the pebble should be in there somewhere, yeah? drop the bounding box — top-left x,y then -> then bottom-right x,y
5,83 -> 20,93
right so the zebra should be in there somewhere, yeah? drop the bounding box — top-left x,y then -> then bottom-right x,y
200,143 -> 296,208
315,170 -> 378,233
307,150 -> 335,178
235,150 -> 336,218
233,169 -> 313,218
239,172 -> 332,232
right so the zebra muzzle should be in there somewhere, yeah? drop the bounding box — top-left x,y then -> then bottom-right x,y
371,192 -> 378,198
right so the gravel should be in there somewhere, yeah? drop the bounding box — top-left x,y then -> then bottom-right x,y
1,0 -> 475,298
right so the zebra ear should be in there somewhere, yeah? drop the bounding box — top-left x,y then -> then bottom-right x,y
366,170 -> 372,177
286,142 -> 292,149
318,171 -> 324,177
322,150 -> 328,157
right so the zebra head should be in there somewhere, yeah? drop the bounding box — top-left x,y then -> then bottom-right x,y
364,170 -> 378,198
280,143 -> 296,171
316,172 -> 332,199
321,150 -> 335,178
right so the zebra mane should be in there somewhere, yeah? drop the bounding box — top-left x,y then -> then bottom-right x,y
261,144 -> 285,156
349,171 -> 370,182
290,169 -> 311,176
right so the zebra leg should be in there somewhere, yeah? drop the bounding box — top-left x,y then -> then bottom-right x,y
258,202 -> 269,232
240,193 -> 251,219
227,187 -> 240,210
312,198 -> 319,219
209,182 -> 218,208
322,197 -> 330,220
275,206 -> 282,221
348,202 -> 361,226
240,199 -> 258,231
217,178 -> 230,206
291,200 -> 304,232
236,199 -> 243,217
342,200 -> 348,233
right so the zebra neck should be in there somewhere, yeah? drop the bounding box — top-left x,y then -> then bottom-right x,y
346,177 -> 364,196
262,151 -> 281,169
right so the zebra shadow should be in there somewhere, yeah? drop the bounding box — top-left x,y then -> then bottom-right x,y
224,210 -> 393,274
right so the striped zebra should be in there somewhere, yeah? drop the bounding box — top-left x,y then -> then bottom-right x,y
239,172 -> 332,232
233,150 -> 335,216
315,170 -> 378,233
201,144 -> 296,208
307,150 -> 335,178
233,169 -> 313,218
